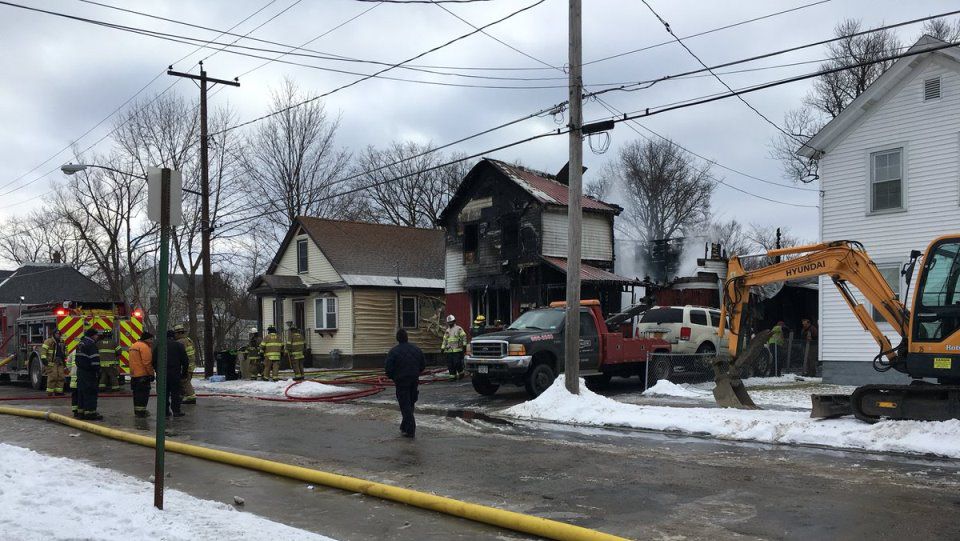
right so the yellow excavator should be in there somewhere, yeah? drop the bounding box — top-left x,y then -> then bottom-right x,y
713,235 -> 960,423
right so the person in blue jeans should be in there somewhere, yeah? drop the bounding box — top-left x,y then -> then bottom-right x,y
385,329 -> 425,438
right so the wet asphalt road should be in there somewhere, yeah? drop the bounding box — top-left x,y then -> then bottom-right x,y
2,379 -> 960,541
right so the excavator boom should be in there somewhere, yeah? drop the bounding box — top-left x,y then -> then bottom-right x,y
712,238 -> 960,422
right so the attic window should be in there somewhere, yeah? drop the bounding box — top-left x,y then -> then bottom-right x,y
924,76 -> 941,101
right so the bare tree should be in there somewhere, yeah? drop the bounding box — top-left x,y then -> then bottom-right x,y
706,219 -> 752,257
352,141 -> 467,228
241,78 -> 355,234
0,209 -> 94,270
771,19 -> 901,182
601,138 -> 714,243
922,18 -> 960,42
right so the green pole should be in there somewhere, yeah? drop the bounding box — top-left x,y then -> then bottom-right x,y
154,167 -> 171,510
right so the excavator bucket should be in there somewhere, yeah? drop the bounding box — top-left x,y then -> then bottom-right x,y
710,330 -> 772,409
711,359 -> 758,409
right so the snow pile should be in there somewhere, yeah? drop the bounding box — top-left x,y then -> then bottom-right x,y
0,443 -> 336,541
643,380 -> 710,399
193,378 -> 354,399
505,378 -> 960,458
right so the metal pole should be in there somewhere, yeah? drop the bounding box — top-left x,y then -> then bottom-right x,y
154,168 -> 171,510
199,64 -> 215,378
564,0 -> 583,395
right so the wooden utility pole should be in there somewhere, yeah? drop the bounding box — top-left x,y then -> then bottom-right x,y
564,0 -> 583,395
167,63 -> 239,377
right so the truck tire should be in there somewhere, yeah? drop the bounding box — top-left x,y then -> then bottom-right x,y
30,356 -> 45,391
524,362 -> 556,398
652,355 -> 672,382
471,375 -> 500,396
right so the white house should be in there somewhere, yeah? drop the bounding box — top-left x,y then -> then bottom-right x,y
799,36 -> 960,384
249,217 -> 446,368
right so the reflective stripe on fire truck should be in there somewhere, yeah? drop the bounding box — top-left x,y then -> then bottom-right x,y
117,316 -> 143,375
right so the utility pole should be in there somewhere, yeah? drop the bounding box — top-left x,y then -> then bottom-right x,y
564,0 -> 583,395
167,63 -> 239,377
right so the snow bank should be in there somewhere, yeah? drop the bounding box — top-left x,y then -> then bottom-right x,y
0,443 -> 336,541
193,378 -> 354,399
505,378 -> 960,458
643,380 -> 710,399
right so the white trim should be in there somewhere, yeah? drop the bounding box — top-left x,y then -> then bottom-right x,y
314,296 -> 338,330
340,274 -> 444,289
296,239 -> 308,274
865,143 -> 907,215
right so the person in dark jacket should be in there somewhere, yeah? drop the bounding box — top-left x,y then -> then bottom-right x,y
155,329 -> 190,417
384,329 -> 425,438
74,327 -> 102,420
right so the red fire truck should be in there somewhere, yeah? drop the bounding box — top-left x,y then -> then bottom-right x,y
0,301 -> 143,390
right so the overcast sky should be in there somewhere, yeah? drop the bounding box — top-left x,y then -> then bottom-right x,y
0,0 -> 955,245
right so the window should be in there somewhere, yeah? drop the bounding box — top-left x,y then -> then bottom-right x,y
708,310 -> 724,329
297,239 -> 308,273
914,241 -> 960,341
579,311 -> 598,338
400,296 -> 418,329
873,264 -> 902,322
272,299 -> 283,330
870,148 -> 903,212
690,309 -> 708,326
315,297 -> 338,330
639,308 -> 684,324
463,223 -> 479,264
924,76 -> 941,101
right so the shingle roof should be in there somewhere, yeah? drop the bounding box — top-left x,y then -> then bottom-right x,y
296,218 -> 445,280
0,265 -> 113,304
487,159 -> 620,212
541,256 -> 639,285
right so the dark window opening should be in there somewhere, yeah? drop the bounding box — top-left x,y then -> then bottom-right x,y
690,310 -> 708,326
640,307 -> 684,324
297,239 -> 308,273
471,288 -> 511,326
463,223 -> 479,264
401,296 -> 419,329
501,216 -> 519,257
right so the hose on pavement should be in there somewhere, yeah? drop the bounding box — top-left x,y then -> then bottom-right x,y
0,405 -> 628,541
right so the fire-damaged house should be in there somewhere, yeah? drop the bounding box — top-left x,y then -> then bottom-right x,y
438,158 -> 638,329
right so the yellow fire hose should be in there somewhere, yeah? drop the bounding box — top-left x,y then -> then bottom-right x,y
0,354 -> 15,369
0,405 -> 628,541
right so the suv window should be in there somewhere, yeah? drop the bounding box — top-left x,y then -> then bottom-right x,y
708,310 -> 723,328
690,309 -> 708,326
640,308 -> 683,324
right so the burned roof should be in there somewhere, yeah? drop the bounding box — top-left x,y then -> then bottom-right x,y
541,256 -> 639,285
438,158 -> 621,224
0,265 -> 112,304
289,217 -> 445,281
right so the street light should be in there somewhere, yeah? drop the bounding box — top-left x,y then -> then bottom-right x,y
60,164 -> 201,196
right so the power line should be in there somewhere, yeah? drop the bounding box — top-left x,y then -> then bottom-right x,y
587,7 -> 960,99
585,0 -> 832,67
212,0 -> 549,136
434,1 -> 818,207
639,0 -> 801,144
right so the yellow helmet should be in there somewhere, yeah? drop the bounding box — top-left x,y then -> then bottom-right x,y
474,315 -> 486,323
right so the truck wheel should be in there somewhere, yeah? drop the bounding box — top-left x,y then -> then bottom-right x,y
652,356 -> 672,382
30,357 -> 45,391
524,362 -> 556,398
471,375 -> 500,396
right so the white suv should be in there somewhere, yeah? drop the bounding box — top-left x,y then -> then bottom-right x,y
635,305 -> 728,356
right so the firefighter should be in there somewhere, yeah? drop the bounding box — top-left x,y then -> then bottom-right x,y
42,329 -> 67,396
286,325 -> 306,381
261,326 -> 283,382
173,324 -> 197,405
66,349 -> 79,418
128,331 -> 154,418
97,330 -> 122,392
243,328 -> 263,380
441,315 -> 467,380
75,327 -> 102,420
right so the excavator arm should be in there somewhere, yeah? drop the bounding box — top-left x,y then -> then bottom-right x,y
711,240 -> 910,410
718,240 -> 909,367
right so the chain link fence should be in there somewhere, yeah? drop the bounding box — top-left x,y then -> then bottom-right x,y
642,335 -> 820,391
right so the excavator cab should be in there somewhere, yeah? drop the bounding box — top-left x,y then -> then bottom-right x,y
905,237 -> 960,383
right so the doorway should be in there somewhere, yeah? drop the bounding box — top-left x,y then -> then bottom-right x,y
293,299 -> 305,331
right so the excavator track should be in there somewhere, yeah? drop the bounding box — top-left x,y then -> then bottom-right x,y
846,384 -> 960,423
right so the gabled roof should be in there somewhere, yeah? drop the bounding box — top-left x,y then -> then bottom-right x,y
799,36 -> 960,158
438,158 -> 621,223
0,265 -> 112,304
262,218 -> 445,290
